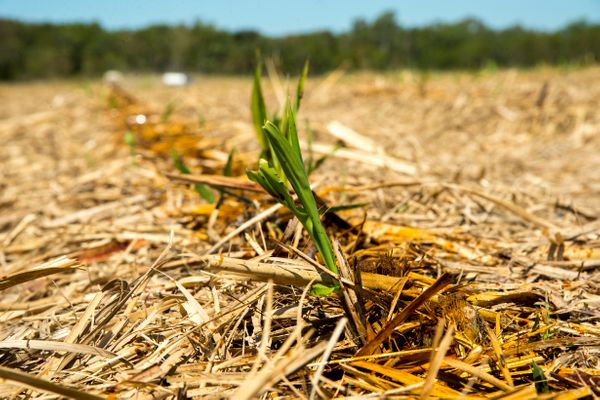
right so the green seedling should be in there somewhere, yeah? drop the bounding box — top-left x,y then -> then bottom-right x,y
251,59 -> 309,169
124,131 -> 138,164
215,148 -> 253,209
108,95 -> 120,109
247,103 -> 339,296
251,64 -> 268,156
531,360 -> 549,393
171,148 -> 215,204
223,147 -> 235,178
294,60 -> 309,112
197,111 -> 206,128
542,292 -> 554,340
161,100 -> 177,123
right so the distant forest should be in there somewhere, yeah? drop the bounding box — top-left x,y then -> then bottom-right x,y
1,12 -> 599,80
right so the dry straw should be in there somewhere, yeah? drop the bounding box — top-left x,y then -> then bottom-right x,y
0,66 -> 599,398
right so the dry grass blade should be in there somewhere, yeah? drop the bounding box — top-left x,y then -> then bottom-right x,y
485,324 -> 514,388
326,120 -> 381,153
234,338 -> 329,400
351,361 -> 463,398
250,280 -> 273,375
44,194 -> 146,228
310,317 -> 348,400
180,253 -> 433,295
1,213 -> 36,246
420,323 -> 455,399
0,256 -> 80,290
0,339 -> 115,358
0,366 -> 105,400
334,240 -> 368,345
551,387 -> 595,400
490,385 -> 538,400
204,203 -> 283,254
357,272 -> 452,356
174,276 -> 211,325
444,183 -> 560,231
300,141 -> 417,176
165,172 -> 264,192
443,357 -> 513,392
309,348 -> 433,368
338,382 -> 425,399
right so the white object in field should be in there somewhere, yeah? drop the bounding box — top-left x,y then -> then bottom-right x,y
162,72 -> 191,87
103,70 -> 123,85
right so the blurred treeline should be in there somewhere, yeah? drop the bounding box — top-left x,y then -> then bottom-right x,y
1,12 -> 599,80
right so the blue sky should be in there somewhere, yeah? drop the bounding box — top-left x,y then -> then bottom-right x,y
1,0 -> 599,35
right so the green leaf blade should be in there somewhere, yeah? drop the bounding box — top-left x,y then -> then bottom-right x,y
294,60 -> 309,112
172,148 -> 214,204
531,360 -> 549,394
251,64 -> 268,153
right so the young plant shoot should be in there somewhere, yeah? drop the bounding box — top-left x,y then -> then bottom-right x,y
251,59 -> 309,168
172,148 -> 215,204
248,103 -> 340,296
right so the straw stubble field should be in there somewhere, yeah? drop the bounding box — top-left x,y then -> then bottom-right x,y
1,67 -> 599,399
